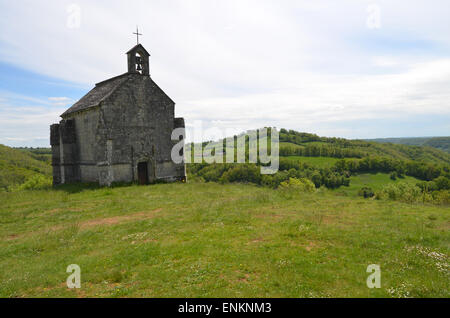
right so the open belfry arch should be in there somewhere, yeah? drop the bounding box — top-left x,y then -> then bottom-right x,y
50,33 -> 186,186
127,44 -> 150,75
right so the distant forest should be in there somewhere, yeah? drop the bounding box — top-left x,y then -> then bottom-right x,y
366,137 -> 450,153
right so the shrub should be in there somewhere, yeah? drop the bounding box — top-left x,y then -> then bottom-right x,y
378,182 -> 422,203
434,176 -> 450,190
219,164 -> 262,184
186,174 -> 205,183
432,190 -> 450,205
278,177 -> 316,192
310,171 -> 322,188
13,174 -> 52,191
390,171 -> 398,180
358,187 -> 374,198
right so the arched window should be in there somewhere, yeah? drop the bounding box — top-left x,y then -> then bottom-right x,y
135,52 -> 143,74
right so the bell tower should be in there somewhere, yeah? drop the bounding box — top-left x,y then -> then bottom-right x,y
126,43 -> 150,75
127,27 -> 150,75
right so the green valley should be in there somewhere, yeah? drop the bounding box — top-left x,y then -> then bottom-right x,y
0,128 -> 448,298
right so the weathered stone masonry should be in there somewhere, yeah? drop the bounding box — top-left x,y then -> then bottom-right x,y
50,43 -> 186,186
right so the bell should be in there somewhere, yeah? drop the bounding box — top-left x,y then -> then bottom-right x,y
136,64 -> 142,71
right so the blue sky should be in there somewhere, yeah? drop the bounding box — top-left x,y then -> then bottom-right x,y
0,0 -> 449,146
0,62 -> 87,99
0,62 -> 87,146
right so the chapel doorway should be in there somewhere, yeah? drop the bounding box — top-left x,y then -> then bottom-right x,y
137,162 -> 148,185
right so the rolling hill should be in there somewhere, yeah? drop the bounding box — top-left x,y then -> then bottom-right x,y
0,145 -> 52,190
279,130 -> 450,165
366,136 -> 450,153
0,129 -> 449,298
0,127 -> 447,206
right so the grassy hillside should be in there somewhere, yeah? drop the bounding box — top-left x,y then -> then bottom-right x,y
189,129 -> 450,204
2,129 -> 448,192
0,129 -> 449,298
284,156 -> 339,168
0,182 -> 449,298
336,173 -> 419,197
279,130 -> 450,165
15,147 -> 52,165
367,137 -> 450,154
0,144 -> 52,191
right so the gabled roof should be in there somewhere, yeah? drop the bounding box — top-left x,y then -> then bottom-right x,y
126,43 -> 150,56
61,73 -> 131,117
60,72 -> 175,117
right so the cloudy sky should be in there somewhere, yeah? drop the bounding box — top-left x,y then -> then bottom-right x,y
0,0 -> 449,146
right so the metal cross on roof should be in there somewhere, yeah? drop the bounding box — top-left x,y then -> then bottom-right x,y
133,26 -> 142,44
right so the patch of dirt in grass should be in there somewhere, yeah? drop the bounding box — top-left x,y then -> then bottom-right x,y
9,201 -> 34,207
80,208 -> 163,229
131,238 -> 158,245
68,207 -> 85,212
6,234 -> 19,240
29,282 -> 89,298
290,240 -> 319,251
321,214 -> 337,224
248,237 -> 265,244
5,208 -> 163,240
253,211 -> 294,221
435,221 -> 450,231
234,270 -> 251,283
238,274 -> 250,283
254,213 -> 280,219
304,241 -> 318,251
320,213 -> 356,227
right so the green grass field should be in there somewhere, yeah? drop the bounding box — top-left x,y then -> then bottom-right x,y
0,182 -> 448,298
337,173 -> 419,197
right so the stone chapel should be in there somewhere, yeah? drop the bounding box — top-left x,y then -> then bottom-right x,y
50,43 -> 186,186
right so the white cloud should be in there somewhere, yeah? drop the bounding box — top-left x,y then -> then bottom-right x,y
0,92 -> 66,146
372,56 -> 399,67
0,0 -> 449,145
48,96 -> 73,106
